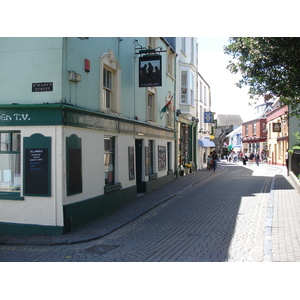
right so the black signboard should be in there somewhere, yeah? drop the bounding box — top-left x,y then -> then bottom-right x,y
158,146 -> 166,171
24,148 -> 49,195
66,134 -> 82,196
67,148 -> 82,195
273,123 -> 281,132
32,82 -> 53,92
139,55 -> 162,87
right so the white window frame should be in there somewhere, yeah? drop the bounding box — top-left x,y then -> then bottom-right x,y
180,68 -> 195,106
167,48 -> 175,78
147,90 -> 156,122
100,50 -> 121,113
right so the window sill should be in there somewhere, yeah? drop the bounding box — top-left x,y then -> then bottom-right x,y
149,173 -> 158,180
0,192 -> 24,201
104,182 -> 122,194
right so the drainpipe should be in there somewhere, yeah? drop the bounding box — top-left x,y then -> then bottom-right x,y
174,52 -> 179,178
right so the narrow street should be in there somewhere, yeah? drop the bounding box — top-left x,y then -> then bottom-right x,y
1,161 -> 299,262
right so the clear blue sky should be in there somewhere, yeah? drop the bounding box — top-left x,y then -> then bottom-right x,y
197,37 -> 252,121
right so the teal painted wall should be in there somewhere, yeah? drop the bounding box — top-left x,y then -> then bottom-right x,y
0,37 -> 63,104
62,37 -> 175,126
0,37 -> 175,128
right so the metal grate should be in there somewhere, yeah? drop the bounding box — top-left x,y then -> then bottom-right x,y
82,244 -> 120,255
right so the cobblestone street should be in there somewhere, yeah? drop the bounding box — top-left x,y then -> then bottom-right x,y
1,161 -> 299,263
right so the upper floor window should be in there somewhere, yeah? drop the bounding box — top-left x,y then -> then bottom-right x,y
181,70 -> 188,104
181,37 -> 186,54
180,69 -> 194,105
253,123 -> 256,135
100,50 -> 121,113
199,81 -> 203,103
147,91 -> 156,122
190,37 -> 194,64
167,49 -> 175,78
103,68 -> 112,108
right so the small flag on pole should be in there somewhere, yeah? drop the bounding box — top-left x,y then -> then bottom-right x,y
160,96 -> 173,113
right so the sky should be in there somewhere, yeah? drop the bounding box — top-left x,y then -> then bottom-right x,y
197,37 -> 253,122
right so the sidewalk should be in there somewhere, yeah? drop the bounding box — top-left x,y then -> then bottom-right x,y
0,164 -> 225,247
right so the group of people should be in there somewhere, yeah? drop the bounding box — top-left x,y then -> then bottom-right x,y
206,150 -> 219,172
227,151 -> 261,166
206,150 -> 267,171
241,152 -> 260,166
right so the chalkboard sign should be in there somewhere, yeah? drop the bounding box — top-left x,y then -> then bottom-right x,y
158,146 -> 166,171
24,148 -> 49,195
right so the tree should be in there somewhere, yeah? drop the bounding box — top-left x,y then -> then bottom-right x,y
224,37 -> 300,117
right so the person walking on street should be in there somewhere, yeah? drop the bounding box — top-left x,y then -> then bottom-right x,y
255,152 -> 260,166
207,155 -> 212,171
212,150 -> 218,172
242,153 -> 248,165
285,151 -> 289,176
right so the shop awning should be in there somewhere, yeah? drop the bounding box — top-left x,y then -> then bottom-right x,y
198,139 -> 215,148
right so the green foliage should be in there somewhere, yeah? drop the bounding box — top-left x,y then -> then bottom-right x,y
224,37 -> 300,117
288,132 -> 300,155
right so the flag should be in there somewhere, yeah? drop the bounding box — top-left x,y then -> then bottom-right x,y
160,96 -> 173,113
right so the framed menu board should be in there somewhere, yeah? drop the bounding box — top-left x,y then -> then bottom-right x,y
158,146 -> 166,171
23,134 -> 51,196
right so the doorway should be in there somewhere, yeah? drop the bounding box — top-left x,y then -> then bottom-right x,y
135,139 -> 143,193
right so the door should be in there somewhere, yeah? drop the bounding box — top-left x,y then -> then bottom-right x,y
135,139 -> 143,193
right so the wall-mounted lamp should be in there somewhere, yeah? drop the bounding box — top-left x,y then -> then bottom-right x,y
176,109 -> 181,117
78,37 -> 89,40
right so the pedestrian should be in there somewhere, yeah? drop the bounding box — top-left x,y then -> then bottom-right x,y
249,152 -> 254,165
242,153 -> 248,165
207,155 -> 212,171
255,152 -> 260,166
285,151 -> 289,176
212,150 -> 218,172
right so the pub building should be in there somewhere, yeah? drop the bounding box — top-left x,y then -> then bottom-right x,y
0,37 -> 177,235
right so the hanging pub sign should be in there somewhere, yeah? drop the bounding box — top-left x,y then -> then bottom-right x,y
273,123 -> 281,132
139,55 -> 162,87
204,112 -> 213,123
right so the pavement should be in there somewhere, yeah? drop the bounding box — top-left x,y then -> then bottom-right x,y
1,160 -> 299,255
0,163 -> 225,247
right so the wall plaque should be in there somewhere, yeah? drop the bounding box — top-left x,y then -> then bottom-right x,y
32,82 -> 53,92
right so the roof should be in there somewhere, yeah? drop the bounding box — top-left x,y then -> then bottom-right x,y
225,125 -> 242,138
216,114 -> 243,127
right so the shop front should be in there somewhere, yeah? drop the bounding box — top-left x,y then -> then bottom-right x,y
0,104 -> 175,235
